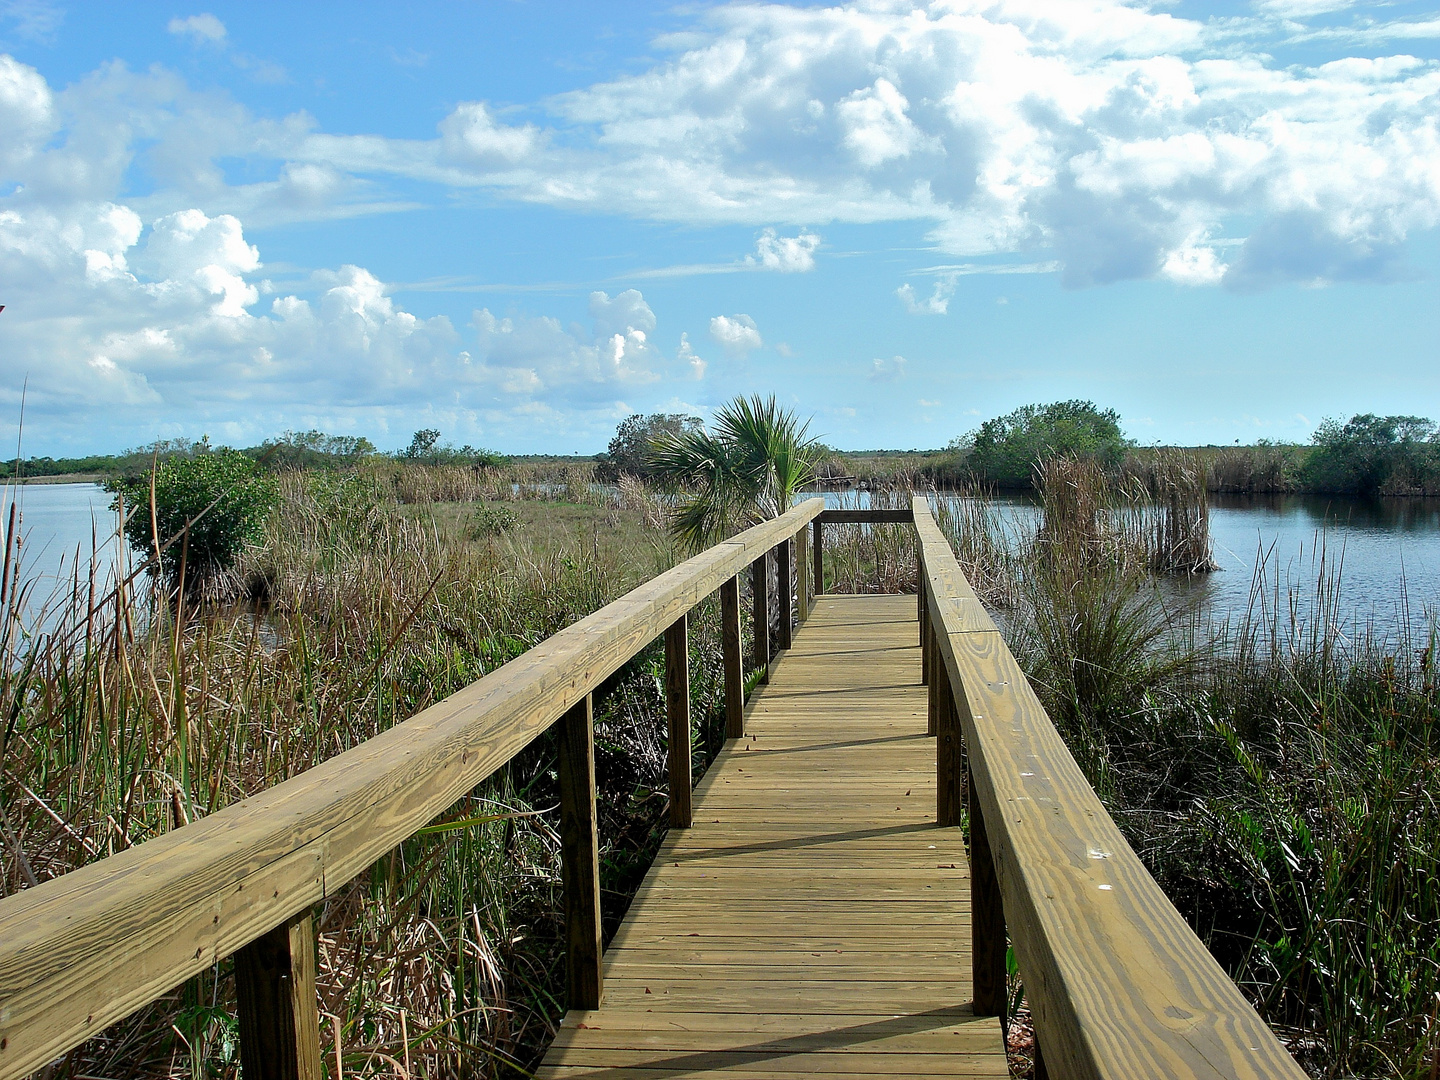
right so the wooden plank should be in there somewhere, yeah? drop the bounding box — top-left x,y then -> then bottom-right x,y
817,509 -> 914,524
234,912 -> 322,1080
722,575 -> 744,738
666,616 -> 692,829
0,502 -> 826,1080
912,496 -> 1308,1080
558,695 -> 603,1009
546,593 -> 1006,1079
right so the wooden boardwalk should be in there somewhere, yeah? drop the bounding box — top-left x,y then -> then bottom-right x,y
540,593 -> 1007,1079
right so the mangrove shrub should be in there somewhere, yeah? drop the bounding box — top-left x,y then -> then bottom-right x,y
106,448 -> 278,585
965,400 -> 1130,488
1303,413 -> 1440,495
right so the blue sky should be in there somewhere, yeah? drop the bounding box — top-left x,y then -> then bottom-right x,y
1,1 -> 1437,455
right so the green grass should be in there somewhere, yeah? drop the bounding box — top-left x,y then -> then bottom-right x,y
940,472 -> 1440,1078
0,464 -> 755,1078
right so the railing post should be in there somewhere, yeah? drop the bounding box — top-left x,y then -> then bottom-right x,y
777,537 -> 793,651
935,649 -> 962,828
812,519 -> 823,597
721,575 -> 744,738
796,526 -> 809,623
557,693 -> 603,1009
969,760 -> 1007,1025
665,615 -> 692,827
919,582 -> 930,686
926,618 -> 940,737
235,912 -> 323,1080
751,552 -> 770,683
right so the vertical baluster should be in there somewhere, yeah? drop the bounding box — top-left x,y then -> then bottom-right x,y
812,519 -> 824,597
969,761 -> 1007,1025
919,581 -> 930,686
235,912 -> 323,1080
777,537 -> 793,651
721,575 -> 744,738
926,619 -> 940,737
796,526 -> 809,623
665,615 -> 692,827
935,647 -> 962,827
751,553 -> 770,683
557,694 -> 602,1009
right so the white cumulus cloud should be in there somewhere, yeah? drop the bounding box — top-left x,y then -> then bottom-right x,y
749,228 -> 820,272
708,314 -> 762,357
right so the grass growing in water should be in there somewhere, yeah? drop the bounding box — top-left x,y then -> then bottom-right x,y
945,467 -> 1439,1078
0,465 -> 751,1077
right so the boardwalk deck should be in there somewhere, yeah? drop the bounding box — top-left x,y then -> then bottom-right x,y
540,593 -> 1008,1079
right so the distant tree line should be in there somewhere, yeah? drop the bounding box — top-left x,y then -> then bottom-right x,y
943,402 -> 1439,496
5,428 -> 506,480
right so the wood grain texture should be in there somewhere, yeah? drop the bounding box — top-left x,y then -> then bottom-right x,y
0,501 -> 825,1080
721,575 -> 744,739
542,593 -> 1005,1080
558,695 -> 603,1009
234,912 -> 322,1080
911,496 -> 1308,1080
666,616 -> 692,829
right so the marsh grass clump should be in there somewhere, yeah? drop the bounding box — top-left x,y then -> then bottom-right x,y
1127,449 -> 1219,575
999,489 -> 1439,1078
818,481 -> 919,594
0,462 -> 741,1078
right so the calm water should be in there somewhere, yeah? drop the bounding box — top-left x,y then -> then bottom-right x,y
8,483 -> 1439,643
807,488 -> 1440,643
1,483 -> 122,620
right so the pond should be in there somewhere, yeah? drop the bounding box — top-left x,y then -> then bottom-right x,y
806,488 -> 1440,645
7,483 -> 1438,647
1,483 -> 123,631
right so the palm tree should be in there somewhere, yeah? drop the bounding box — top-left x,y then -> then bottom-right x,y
648,395 -> 819,550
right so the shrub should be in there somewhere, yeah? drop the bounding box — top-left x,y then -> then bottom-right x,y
252,429 -> 376,471
1303,413 -> 1439,496
963,400 -> 1130,488
104,449 -> 278,586
398,429 -> 506,467
597,413 -> 703,481
469,502 -> 519,538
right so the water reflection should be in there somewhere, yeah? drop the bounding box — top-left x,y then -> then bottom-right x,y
6,482 -> 1438,645
804,488 -> 1440,643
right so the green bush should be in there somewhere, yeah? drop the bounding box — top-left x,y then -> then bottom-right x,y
962,400 -> 1130,488
397,428 -> 505,467
105,449 -> 278,586
1302,413 -> 1439,496
596,413 -> 703,481
468,502 -> 519,538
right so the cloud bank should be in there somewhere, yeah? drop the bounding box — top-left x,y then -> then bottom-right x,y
1,0 -> 1437,447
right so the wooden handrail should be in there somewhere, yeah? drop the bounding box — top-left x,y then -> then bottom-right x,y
911,495 -> 1307,1080
0,498 -> 825,1080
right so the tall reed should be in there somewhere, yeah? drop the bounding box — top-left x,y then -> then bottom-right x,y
1,465 -> 733,1077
